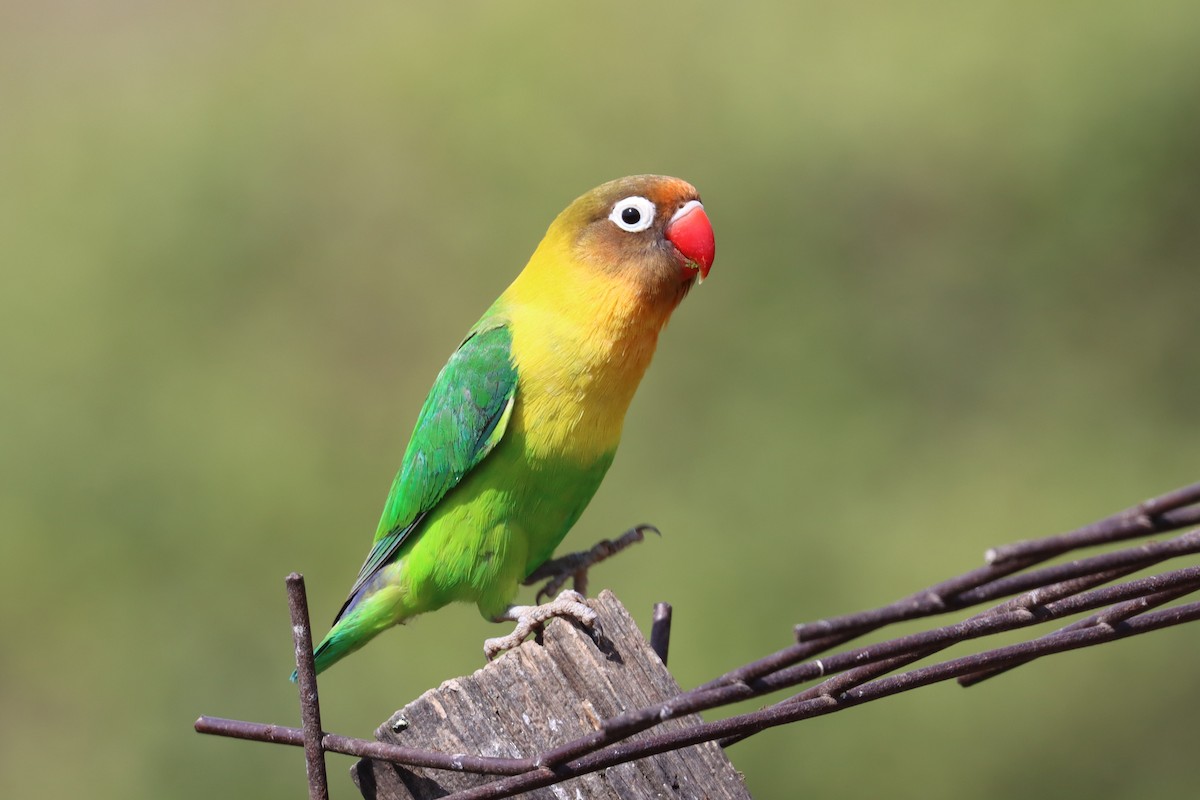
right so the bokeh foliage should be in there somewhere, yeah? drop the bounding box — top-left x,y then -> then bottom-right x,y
2,2 -> 1198,798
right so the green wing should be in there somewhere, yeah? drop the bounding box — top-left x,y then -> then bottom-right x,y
332,318 -> 517,623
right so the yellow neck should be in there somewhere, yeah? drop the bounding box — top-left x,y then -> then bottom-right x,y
500,233 -> 679,462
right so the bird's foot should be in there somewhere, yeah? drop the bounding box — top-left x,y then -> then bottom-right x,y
523,524 -> 659,602
484,590 -> 598,660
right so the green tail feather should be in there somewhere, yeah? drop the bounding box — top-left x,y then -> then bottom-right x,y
288,610 -> 387,682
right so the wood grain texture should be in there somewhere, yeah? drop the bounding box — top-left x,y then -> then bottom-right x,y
353,590 -> 750,799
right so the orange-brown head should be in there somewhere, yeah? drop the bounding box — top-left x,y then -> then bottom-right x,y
553,175 -> 715,299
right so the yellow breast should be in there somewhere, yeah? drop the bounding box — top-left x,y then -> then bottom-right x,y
500,236 -> 675,463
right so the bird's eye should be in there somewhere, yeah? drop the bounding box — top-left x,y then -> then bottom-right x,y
608,196 -> 656,233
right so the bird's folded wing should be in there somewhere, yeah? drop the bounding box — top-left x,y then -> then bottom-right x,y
333,319 -> 517,622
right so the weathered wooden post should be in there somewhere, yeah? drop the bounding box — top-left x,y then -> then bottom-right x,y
352,590 -> 751,799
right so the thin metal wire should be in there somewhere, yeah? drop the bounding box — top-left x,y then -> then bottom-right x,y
193,716 -> 535,775
286,573 -> 329,800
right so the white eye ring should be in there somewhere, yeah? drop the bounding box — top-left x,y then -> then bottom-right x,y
608,196 -> 657,233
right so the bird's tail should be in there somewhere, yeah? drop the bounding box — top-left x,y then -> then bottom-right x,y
288,628 -> 365,682
288,586 -> 399,682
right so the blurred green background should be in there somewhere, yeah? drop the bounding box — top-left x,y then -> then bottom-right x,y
3,2 -> 1198,798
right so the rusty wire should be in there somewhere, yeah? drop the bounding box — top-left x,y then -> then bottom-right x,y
195,479 -> 1200,800
286,573 -> 329,800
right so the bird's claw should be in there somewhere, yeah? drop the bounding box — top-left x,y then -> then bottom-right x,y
484,590 -> 599,660
525,524 -> 659,603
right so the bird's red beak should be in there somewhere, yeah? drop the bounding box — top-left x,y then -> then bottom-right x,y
665,200 -> 715,282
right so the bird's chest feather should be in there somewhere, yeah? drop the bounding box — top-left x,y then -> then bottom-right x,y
506,305 -> 661,463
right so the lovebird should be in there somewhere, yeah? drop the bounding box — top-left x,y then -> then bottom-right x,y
304,175 -> 715,676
